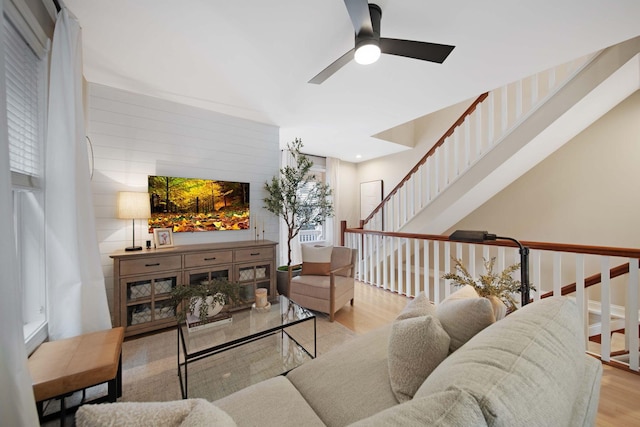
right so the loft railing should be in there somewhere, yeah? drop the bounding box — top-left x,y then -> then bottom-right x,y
363,53 -> 594,232
341,222 -> 640,373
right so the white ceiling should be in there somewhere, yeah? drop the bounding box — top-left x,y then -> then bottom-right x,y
62,0 -> 640,163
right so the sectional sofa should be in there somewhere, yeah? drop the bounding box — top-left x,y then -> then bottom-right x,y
76,290 -> 602,426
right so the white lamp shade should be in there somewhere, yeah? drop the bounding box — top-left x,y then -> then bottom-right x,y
117,191 -> 151,219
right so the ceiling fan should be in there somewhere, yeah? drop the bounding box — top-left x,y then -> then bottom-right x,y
309,0 -> 455,84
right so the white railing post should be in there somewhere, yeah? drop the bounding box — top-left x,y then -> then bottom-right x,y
627,259 -> 639,370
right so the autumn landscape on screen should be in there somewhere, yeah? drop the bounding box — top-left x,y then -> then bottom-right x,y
148,175 -> 250,232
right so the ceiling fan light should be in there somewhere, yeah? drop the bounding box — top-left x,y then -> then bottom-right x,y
354,43 -> 381,65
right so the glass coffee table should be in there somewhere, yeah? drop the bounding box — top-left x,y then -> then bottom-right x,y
177,295 -> 316,399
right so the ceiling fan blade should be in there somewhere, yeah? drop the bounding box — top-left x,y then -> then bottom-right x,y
380,38 -> 455,64
308,48 -> 355,84
343,0 -> 373,36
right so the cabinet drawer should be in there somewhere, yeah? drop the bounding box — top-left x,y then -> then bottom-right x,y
235,247 -> 274,262
185,250 -> 233,268
120,255 -> 182,276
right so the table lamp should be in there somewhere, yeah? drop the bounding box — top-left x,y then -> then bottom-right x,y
117,191 -> 151,251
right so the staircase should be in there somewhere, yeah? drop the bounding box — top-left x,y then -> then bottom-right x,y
345,36 -> 640,373
364,36 -> 640,235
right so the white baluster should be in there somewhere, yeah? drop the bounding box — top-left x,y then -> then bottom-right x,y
488,92 -> 495,146
600,257 -> 611,362
627,259 -> 639,371
516,79 -> 523,119
553,252 -> 562,296
433,242 -> 440,303
390,237 -> 396,293
464,118 -> 471,167
532,250 -> 541,301
475,104 -> 483,157
397,238 -> 403,295
363,234 -> 369,284
405,238 -> 411,296
575,254 -> 586,345
501,86 -> 508,133
375,234 -> 381,288
414,239 -> 420,297
444,137 -> 450,186
444,242 -> 451,298
369,233 -> 374,285
531,73 -> 539,106
424,240 -> 430,300
382,236 -> 388,290
468,244 -> 476,278
434,148 -> 440,194
453,130 -> 459,178
425,156 -> 432,202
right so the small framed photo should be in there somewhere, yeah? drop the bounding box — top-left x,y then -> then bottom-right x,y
153,228 -> 174,248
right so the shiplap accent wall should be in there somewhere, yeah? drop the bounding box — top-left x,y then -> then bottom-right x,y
86,83 -> 279,322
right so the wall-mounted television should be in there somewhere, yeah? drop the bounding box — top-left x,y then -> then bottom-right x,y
148,175 -> 250,233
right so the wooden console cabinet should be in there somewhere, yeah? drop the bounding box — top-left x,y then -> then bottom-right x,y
110,240 -> 277,337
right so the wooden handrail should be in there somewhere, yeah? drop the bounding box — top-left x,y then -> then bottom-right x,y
540,260 -> 640,298
343,225 -> 640,260
362,92 -> 489,225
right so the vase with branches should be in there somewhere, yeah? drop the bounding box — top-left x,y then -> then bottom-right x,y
442,257 -> 535,313
169,278 -> 243,323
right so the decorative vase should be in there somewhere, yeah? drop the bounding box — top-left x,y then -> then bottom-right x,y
191,293 -> 224,319
487,295 -> 507,321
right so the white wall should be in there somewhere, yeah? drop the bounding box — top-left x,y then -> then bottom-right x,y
352,98 -> 472,221
449,90 -> 640,247
86,83 -> 279,322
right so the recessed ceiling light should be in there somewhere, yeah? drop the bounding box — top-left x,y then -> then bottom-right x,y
356,154 -> 362,159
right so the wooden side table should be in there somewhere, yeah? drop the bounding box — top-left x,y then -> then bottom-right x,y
28,327 -> 124,424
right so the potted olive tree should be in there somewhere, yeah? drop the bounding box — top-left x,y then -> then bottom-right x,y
263,138 -> 334,296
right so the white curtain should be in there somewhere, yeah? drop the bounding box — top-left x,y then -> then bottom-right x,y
0,1 -> 39,423
326,157 -> 340,246
45,8 -> 111,340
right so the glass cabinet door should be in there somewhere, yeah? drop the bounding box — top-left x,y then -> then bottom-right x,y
122,273 -> 178,328
236,262 -> 272,303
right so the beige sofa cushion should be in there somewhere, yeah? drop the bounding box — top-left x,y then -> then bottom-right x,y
214,376 -> 324,427
388,315 -> 450,402
436,285 -> 495,352
349,389 -> 487,427
76,399 -> 236,427
301,244 -> 333,275
287,324 -> 398,427
416,297 -> 588,426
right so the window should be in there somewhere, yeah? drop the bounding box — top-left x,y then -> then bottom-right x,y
298,165 -> 328,244
4,12 -> 48,353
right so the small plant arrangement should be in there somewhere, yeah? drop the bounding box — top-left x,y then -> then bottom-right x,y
169,278 -> 243,322
442,257 -> 534,310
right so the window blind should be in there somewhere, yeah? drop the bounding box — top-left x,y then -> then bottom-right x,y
4,15 -> 42,177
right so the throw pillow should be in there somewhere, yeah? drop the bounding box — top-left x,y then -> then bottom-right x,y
395,291 -> 436,321
388,315 -> 450,403
301,244 -> 333,276
436,293 -> 495,353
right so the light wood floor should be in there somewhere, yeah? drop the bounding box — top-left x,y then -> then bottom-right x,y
336,281 -> 640,426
